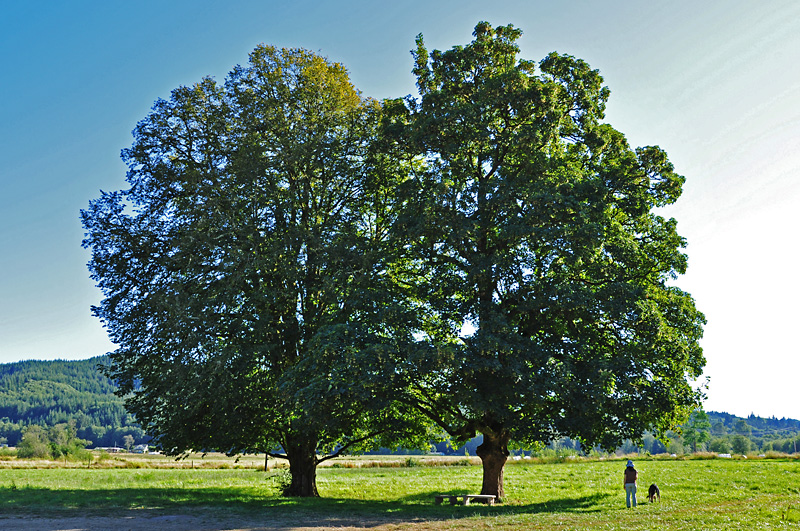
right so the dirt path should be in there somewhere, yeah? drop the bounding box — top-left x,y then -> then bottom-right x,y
0,512 -> 424,531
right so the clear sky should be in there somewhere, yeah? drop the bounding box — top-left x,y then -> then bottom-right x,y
2,1 -> 799,419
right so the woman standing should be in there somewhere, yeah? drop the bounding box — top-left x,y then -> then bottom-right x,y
624,460 -> 638,507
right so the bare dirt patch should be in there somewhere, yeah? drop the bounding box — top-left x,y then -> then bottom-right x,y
0,511 -> 428,531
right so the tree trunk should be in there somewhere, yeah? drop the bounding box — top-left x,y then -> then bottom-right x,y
284,439 -> 319,497
476,430 -> 510,500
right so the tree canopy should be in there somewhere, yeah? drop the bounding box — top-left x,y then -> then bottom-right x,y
383,22 -> 706,497
83,23 -> 705,499
82,45 -> 429,496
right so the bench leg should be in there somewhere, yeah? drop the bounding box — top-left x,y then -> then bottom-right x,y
437,495 -> 496,506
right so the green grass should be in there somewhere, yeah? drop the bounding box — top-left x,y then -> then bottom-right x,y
1,457 -> 800,529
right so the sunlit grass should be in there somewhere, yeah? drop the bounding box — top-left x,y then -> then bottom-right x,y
1,456 -> 799,529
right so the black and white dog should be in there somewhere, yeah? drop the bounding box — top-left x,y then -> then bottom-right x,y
648,483 -> 661,502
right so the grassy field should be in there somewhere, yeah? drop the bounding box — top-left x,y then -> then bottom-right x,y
1,454 -> 799,529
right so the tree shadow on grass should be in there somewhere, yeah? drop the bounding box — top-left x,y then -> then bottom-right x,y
0,485 -> 289,516
397,489 -> 612,515
0,485 -> 612,526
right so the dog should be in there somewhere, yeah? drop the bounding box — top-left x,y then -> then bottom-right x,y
647,483 -> 660,502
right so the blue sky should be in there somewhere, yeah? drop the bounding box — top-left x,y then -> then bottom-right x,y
1,1 -> 799,419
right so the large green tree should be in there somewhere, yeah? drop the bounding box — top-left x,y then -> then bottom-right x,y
82,45 -> 427,497
386,22 -> 706,498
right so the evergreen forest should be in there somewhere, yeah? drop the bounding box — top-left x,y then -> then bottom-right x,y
0,356 -> 145,448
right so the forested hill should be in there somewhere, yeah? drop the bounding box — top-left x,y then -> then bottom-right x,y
707,411 -> 800,436
704,410 -> 800,453
0,356 -> 144,447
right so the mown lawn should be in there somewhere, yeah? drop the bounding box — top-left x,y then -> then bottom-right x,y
1,457 -> 799,529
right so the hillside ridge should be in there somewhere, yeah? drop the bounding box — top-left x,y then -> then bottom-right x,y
0,356 -> 144,447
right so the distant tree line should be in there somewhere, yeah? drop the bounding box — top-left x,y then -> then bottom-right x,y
0,356 -> 145,448
423,410 -> 800,458
1,355 -> 798,458
701,411 -> 800,455
614,410 -> 800,457
372,409 -> 800,458
15,421 -> 92,461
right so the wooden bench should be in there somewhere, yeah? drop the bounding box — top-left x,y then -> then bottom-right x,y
434,494 -> 496,506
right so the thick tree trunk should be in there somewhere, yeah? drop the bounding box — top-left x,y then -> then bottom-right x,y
284,439 -> 319,497
476,430 -> 510,500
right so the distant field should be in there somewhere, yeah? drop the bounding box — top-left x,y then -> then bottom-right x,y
1,454 -> 799,530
